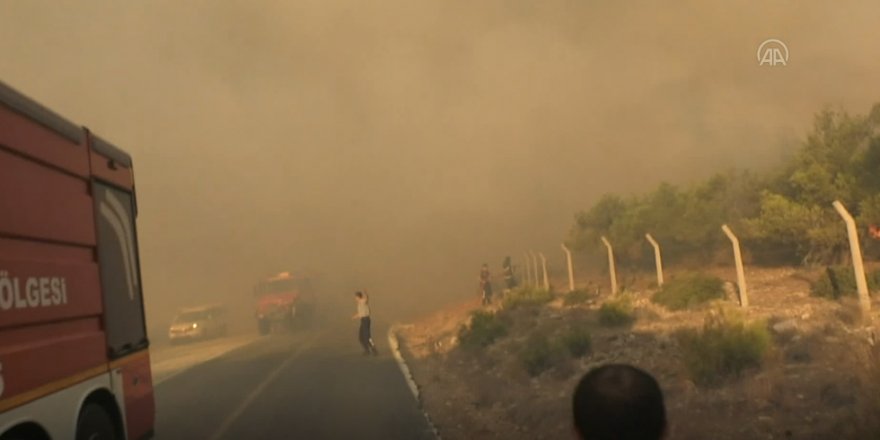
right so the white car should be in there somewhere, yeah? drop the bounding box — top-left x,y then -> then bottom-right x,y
168,304 -> 229,343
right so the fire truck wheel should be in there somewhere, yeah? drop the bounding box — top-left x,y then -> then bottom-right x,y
257,318 -> 270,336
76,404 -> 117,440
0,424 -> 50,440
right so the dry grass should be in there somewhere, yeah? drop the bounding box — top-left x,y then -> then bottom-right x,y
652,273 -> 725,311
598,296 -> 636,327
458,310 -> 507,350
676,308 -> 772,386
400,268 -> 880,440
503,286 -> 555,309
849,339 -> 880,438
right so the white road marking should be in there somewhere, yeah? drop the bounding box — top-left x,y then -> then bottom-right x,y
208,336 -> 317,440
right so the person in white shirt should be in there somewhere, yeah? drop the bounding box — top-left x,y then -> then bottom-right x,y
352,291 -> 377,355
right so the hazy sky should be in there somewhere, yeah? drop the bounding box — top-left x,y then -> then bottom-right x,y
2,0 -> 879,321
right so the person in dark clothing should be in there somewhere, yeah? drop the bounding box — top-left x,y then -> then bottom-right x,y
572,364 -> 667,440
352,291 -> 377,355
502,256 -> 516,291
479,263 -> 492,305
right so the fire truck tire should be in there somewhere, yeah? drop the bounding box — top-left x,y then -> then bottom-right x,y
0,423 -> 50,440
257,318 -> 270,336
76,403 -> 117,440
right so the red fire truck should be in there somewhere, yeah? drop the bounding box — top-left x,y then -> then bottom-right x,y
254,272 -> 317,335
0,81 -> 154,439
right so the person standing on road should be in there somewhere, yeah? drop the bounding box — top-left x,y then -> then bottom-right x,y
352,291 -> 378,355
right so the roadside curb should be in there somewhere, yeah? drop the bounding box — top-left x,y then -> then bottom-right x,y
388,324 -> 442,440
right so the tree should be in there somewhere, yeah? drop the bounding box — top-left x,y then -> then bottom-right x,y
568,103 -> 880,268
746,107 -> 878,265
569,194 -> 626,251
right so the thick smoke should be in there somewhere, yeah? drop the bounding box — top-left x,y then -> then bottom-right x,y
2,0 -> 879,326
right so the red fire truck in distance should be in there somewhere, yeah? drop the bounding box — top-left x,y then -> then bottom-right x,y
0,81 -> 154,439
254,272 -> 317,335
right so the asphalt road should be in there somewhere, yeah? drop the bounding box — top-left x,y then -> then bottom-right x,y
153,319 -> 436,440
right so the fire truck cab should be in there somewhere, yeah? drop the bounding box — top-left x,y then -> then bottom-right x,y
0,81 -> 154,439
253,272 -> 317,335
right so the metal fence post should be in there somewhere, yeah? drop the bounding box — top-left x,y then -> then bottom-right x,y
600,236 -> 618,295
721,224 -> 748,308
832,200 -> 871,318
539,252 -> 550,291
529,251 -> 540,290
561,243 -> 575,292
645,233 -> 664,287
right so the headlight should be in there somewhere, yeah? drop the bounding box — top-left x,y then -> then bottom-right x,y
192,323 -> 199,329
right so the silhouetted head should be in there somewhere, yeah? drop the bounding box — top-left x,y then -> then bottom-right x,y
354,291 -> 364,299
572,364 -> 667,440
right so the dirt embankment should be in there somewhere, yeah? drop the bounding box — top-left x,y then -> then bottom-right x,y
397,267 -> 880,440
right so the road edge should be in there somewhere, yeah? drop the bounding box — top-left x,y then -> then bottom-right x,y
153,336 -> 260,386
388,324 -> 442,440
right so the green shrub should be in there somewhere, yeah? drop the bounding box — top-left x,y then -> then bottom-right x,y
563,289 -> 593,306
519,333 -> 565,377
598,297 -> 635,327
560,327 -> 592,358
503,287 -> 555,310
811,266 -> 880,300
458,310 -> 507,350
678,310 -> 771,385
652,273 -> 725,310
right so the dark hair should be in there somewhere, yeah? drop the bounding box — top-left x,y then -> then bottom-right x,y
354,291 -> 364,298
572,364 -> 666,440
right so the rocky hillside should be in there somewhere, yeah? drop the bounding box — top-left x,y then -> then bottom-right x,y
398,267 -> 880,440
